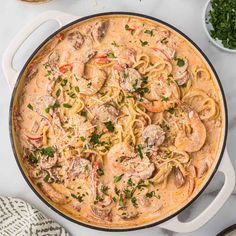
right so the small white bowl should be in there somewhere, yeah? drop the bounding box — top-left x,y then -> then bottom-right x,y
202,0 -> 236,53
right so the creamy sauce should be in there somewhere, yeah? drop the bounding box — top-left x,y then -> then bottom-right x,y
13,15 -> 223,229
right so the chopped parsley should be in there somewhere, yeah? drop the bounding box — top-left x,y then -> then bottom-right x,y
39,147 -> 55,157
131,197 -> 138,208
45,102 -> 60,113
61,79 -> 68,86
137,144 -> 143,159
71,193 -> 84,202
144,29 -> 154,36
100,185 -> 109,195
161,96 -> 169,102
43,174 -> 50,182
175,58 -> 185,67
56,89 -> 61,97
80,110 -> 87,117
114,173 -> 124,183
75,86 -> 80,93
209,0 -> 236,49
127,178 -> 135,187
124,189 -> 133,199
87,82 -> 92,88
97,168 -> 104,176
119,195 -> 124,207
104,121 -> 115,132
107,52 -> 116,58
166,107 -> 175,114
90,133 -> 103,145
125,24 -> 130,30
146,191 -> 155,198
27,103 -> 33,110
27,153 -> 38,165
140,39 -> 149,47
111,41 -> 119,47
135,87 -> 149,97
160,37 -> 168,44
63,103 -> 72,108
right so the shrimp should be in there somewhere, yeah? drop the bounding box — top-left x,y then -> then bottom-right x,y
175,109 -> 206,152
107,143 -> 155,180
72,64 -> 107,95
139,76 -> 180,113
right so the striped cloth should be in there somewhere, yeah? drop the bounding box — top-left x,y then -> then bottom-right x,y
0,197 -> 70,236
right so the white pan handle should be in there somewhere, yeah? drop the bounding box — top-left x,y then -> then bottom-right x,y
2,10 -> 77,91
159,149 -> 235,233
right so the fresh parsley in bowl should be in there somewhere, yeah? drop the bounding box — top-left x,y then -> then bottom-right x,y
203,0 -> 236,52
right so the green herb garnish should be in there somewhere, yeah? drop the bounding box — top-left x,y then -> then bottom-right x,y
104,121 -> 115,132
209,0 -> 236,49
161,96 -> 169,102
27,103 -> 33,110
43,174 -> 50,182
137,144 -> 143,159
111,41 -> 119,47
140,39 -> 149,47
144,29 -> 154,36
40,147 -> 55,157
97,168 -> 104,176
166,107 -> 175,114
146,191 -> 155,198
71,193 -> 84,202
63,103 -> 72,108
114,174 -> 124,183
90,133 -> 103,145
107,52 -> 116,58
131,197 -> 138,208
56,89 -> 61,97
176,58 -> 185,67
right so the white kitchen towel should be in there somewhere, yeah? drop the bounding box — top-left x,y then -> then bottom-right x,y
0,196 -> 70,236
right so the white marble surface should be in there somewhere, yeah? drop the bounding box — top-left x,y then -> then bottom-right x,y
0,0 -> 236,235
